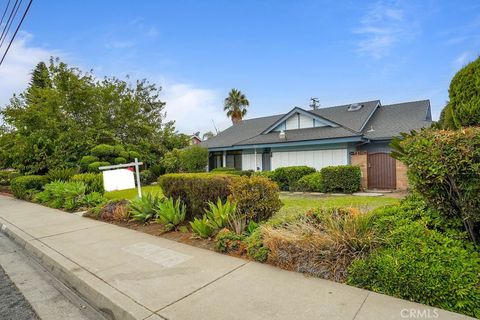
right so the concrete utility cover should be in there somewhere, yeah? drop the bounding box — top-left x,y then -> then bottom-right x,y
122,242 -> 192,268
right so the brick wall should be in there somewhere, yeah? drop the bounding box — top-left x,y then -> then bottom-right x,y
395,160 -> 409,190
351,152 -> 368,190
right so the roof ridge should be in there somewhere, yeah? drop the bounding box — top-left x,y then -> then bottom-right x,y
311,100 -> 380,111
382,99 -> 430,107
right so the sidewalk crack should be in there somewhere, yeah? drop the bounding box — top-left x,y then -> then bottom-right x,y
352,291 -> 370,320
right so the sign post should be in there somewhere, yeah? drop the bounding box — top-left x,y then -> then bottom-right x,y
99,159 -> 144,198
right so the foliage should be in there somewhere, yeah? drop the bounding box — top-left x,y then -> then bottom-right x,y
211,167 -> 254,176
87,161 -> 111,173
292,172 -> 324,192
70,173 -> 104,194
320,165 -> 361,193
155,197 -> 186,231
214,228 -> 245,253
94,199 -> 130,221
438,56 -> 480,129
347,201 -> 480,318
204,198 -> 237,230
139,169 -> 155,185
271,166 -> 316,191
224,88 -> 249,124
190,215 -> 215,239
90,144 -> 117,158
159,173 -> 237,219
105,185 -> 162,200
227,209 -> 247,235
79,156 -> 99,171
114,157 -> 127,165
392,128 -> 480,244
160,149 -> 182,173
46,168 -> 77,182
244,229 -> 269,262
35,181 -> 86,211
10,175 -> 48,200
81,192 -> 107,208
0,171 -> 20,186
129,193 -> 162,223
262,208 -> 377,281
0,59 -> 188,174
179,145 -> 208,172
229,176 -> 283,223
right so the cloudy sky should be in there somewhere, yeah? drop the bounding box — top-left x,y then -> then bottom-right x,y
0,0 -> 479,134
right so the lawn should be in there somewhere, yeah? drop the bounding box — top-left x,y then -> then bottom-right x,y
104,185 -> 163,200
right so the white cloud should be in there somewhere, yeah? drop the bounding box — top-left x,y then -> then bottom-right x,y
162,83 -> 230,135
0,31 -> 59,108
353,1 -> 417,59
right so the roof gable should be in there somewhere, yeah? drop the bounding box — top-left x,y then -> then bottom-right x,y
262,107 -> 339,134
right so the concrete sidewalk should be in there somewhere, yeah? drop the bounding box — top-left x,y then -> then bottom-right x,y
0,195 -> 473,320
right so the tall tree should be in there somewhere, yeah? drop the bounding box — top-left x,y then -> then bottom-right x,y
438,56 -> 480,129
0,58 -> 187,174
223,89 -> 249,125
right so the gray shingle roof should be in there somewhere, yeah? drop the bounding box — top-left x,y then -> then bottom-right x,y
362,100 -> 432,140
201,99 -> 432,149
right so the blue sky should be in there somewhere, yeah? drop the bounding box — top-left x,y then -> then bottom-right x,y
1,0 -> 479,133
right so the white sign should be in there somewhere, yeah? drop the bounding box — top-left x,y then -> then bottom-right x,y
102,169 -> 136,192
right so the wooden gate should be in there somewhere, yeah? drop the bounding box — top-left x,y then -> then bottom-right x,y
367,153 -> 396,189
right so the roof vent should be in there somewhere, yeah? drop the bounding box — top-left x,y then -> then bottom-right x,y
347,103 -> 363,112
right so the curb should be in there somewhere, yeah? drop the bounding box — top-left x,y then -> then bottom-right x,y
0,219 -> 153,320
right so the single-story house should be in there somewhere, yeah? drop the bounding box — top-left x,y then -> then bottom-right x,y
201,100 -> 432,190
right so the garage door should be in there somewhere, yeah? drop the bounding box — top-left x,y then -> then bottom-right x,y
271,149 -> 347,171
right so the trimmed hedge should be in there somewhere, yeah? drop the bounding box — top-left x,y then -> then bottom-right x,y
229,176 -> 283,223
320,165 -> 361,193
271,166 -> 316,191
159,173 -> 238,219
11,175 -> 48,200
46,168 -> 77,182
70,173 -> 104,194
0,171 -> 20,186
293,172 -> 324,192
87,161 -> 110,173
211,167 -> 254,176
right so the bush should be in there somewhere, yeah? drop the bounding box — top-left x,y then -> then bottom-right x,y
35,181 -> 86,211
81,192 -> 107,208
229,176 -> 282,223
180,145 -> 208,172
392,128 -> 480,244
155,197 -> 186,231
320,165 -> 361,193
161,149 -> 182,173
11,175 -> 48,200
114,157 -> 127,165
293,172 -> 324,192
140,169 -> 155,185
87,161 -> 110,173
159,173 -> 237,219
46,168 -> 77,182
271,166 -> 316,191
0,171 -> 20,186
70,173 -> 104,194
204,198 -> 236,230
90,144 -> 116,158
244,229 -> 269,262
95,199 -> 129,221
211,167 -> 237,173
79,156 -> 99,171
347,203 -> 480,317
214,228 -> 245,253
129,193 -> 163,223
190,215 -> 215,239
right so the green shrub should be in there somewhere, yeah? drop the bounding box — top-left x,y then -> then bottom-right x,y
46,168 -> 77,182
140,169 -> 155,185
227,209 -> 247,235
0,171 -> 20,186
211,167 -> 237,173
190,215 -> 215,239
244,229 -> 269,262
271,166 -> 316,191
161,149 -> 182,173
155,197 -> 186,231
128,151 -> 141,160
204,198 -> 236,230
11,175 -> 48,200
347,204 -> 480,317
79,156 -> 99,171
214,228 -> 245,253
81,192 -> 107,208
70,173 -> 104,194
293,172 -> 324,192
87,161 -> 110,173
320,165 -> 361,193
392,128 -> 480,244
90,144 -> 116,158
35,181 -> 86,211
229,176 -> 283,223
179,145 -> 208,172
114,157 -> 127,165
254,171 -> 275,180
129,193 -> 162,223
159,173 -> 237,219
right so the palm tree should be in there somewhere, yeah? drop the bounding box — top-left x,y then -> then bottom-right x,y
224,89 -> 249,125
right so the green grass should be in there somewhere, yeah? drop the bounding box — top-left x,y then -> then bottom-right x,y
104,185 -> 163,200
268,194 -> 400,226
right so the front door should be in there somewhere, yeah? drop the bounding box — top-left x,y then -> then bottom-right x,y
367,153 -> 396,189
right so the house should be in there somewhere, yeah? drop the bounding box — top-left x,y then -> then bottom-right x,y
201,100 -> 432,190
189,132 -> 202,145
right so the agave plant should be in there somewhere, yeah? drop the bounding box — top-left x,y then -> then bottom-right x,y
190,216 -> 215,239
227,210 -> 247,235
128,193 -> 162,223
204,198 -> 237,230
155,197 -> 186,231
